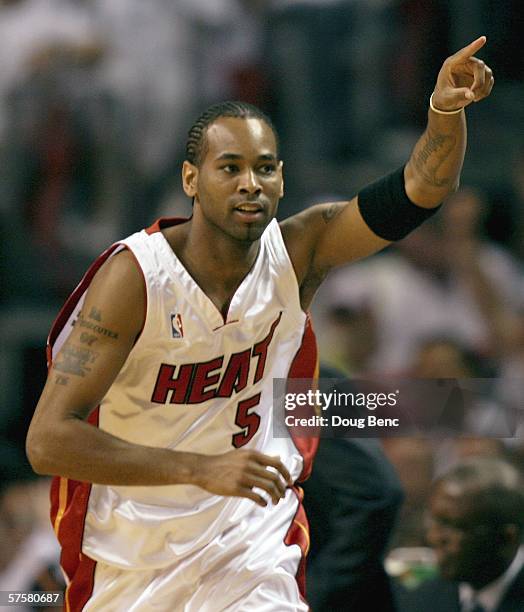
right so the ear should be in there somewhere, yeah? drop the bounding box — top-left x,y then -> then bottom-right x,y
182,161 -> 198,198
278,161 -> 284,198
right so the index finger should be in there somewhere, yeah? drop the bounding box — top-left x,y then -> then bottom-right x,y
449,35 -> 487,64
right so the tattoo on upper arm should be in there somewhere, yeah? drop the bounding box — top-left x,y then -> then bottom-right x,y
88,307 -> 102,321
54,344 -> 99,377
413,133 -> 456,187
321,202 -> 346,223
75,314 -> 119,339
55,375 -> 69,386
80,332 -> 98,346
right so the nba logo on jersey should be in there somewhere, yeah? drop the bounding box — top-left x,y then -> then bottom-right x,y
170,313 -> 184,338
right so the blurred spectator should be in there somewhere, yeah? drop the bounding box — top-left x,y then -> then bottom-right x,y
0,479 -> 62,611
384,437 -> 434,548
397,457 -> 524,612
90,0 -> 194,227
510,147 -> 524,260
317,187 -> 522,373
440,188 -> 522,355
180,0 -> 272,106
384,336 -> 509,548
0,0 -> 97,143
0,0 -> 111,302
320,302 -> 378,375
408,336 -> 510,471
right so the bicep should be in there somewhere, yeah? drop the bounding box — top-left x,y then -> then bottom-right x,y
282,200 -> 390,310
30,250 -> 145,427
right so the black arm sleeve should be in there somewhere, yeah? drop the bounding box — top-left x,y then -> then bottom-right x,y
357,166 -> 441,241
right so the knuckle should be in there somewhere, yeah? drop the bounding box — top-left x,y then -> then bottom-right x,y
246,450 -> 259,463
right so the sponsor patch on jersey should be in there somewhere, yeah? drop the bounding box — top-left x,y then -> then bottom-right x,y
170,313 -> 184,338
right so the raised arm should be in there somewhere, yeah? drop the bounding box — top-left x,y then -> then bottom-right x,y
26,250 -> 291,505
405,35 -> 492,205
282,36 -> 494,309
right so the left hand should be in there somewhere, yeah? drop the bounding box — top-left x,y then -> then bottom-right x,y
432,36 -> 494,112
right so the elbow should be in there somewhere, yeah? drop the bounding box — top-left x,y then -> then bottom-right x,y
26,427 -> 58,476
26,434 -> 48,475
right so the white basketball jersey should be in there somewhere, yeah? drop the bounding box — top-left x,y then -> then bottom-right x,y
49,218 -> 318,571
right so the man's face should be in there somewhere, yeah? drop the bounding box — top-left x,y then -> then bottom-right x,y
184,117 -> 283,243
426,481 -> 494,584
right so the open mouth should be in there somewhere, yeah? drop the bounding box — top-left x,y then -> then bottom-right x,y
233,203 -> 264,221
234,203 -> 263,213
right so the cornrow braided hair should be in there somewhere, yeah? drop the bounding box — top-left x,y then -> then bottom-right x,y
185,101 -> 279,167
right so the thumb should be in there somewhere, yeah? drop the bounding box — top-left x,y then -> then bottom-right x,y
453,87 -> 475,103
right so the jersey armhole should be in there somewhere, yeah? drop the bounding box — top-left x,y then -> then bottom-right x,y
47,243 -> 148,366
268,220 -> 304,315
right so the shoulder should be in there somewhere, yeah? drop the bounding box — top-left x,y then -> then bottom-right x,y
279,204 -> 342,284
84,248 -> 146,338
280,203 -> 347,246
93,247 -> 144,292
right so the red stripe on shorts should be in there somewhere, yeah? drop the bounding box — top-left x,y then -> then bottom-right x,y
285,486 -> 310,606
50,409 -> 99,611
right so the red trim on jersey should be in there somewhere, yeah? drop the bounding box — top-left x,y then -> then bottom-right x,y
47,243 -> 121,365
125,248 -> 148,344
287,315 -> 320,481
145,216 -> 191,235
284,486 -> 310,605
47,241 -> 150,362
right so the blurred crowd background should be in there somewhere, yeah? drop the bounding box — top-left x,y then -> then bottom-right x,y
0,0 -> 522,603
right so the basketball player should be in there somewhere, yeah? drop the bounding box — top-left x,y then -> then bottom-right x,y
27,37 -> 493,611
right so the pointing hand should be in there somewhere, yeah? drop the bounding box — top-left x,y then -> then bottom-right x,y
431,36 -> 494,112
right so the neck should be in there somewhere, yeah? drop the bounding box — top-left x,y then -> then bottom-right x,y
183,218 -> 260,281
164,217 -> 262,317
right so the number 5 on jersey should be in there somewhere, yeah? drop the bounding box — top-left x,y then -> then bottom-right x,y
232,393 -> 261,448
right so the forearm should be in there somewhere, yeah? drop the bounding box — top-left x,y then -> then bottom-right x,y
27,416 -> 292,507
404,108 -> 466,208
27,417 -> 201,486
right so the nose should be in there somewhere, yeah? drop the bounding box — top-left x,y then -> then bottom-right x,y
238,168 -> 261,196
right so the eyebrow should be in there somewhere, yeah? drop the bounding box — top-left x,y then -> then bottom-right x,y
215,153 -> 277,162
